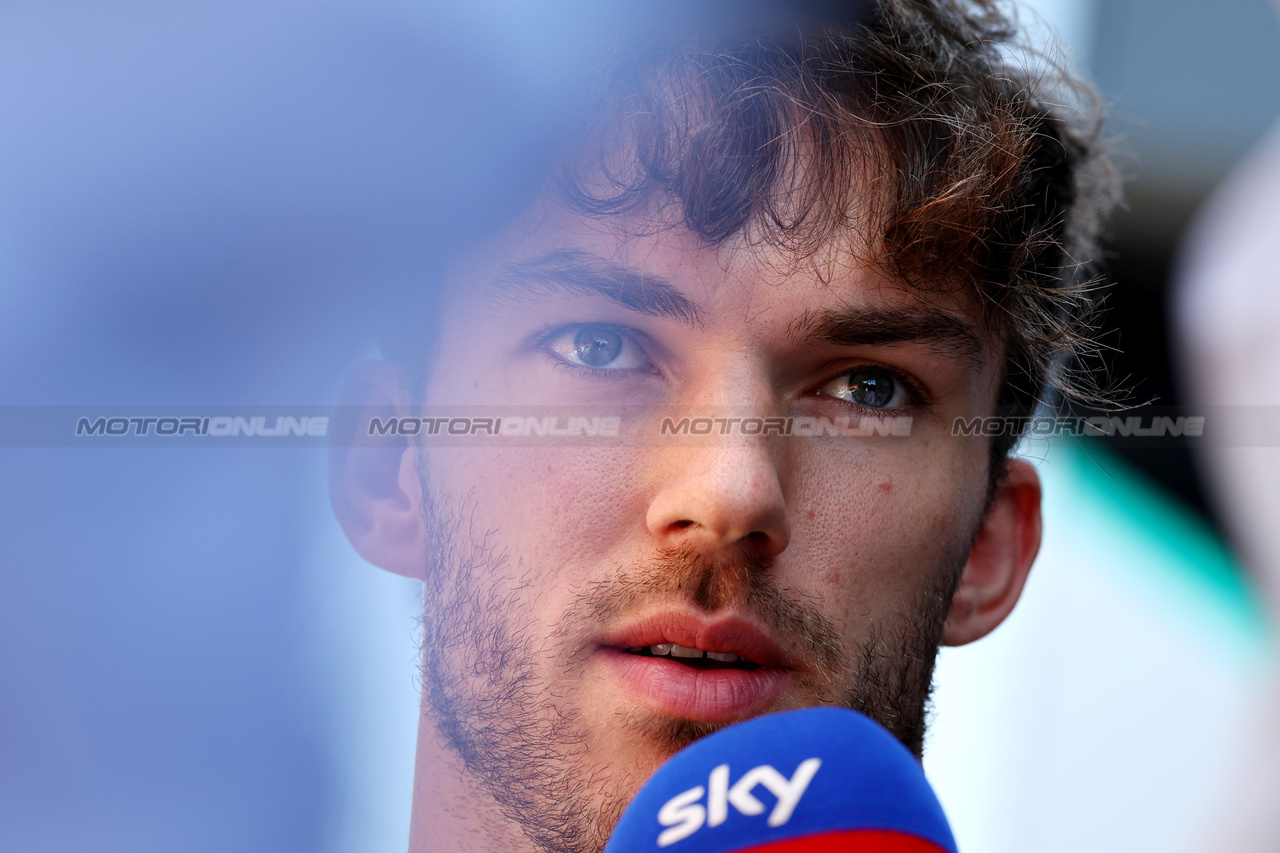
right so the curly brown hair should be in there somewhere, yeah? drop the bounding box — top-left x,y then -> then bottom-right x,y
554,0 -> 1119,475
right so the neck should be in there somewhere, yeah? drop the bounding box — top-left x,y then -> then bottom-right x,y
407,713 -> 533,853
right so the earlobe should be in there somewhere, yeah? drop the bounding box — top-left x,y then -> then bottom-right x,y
942,458 -> 1042,646
328,360 -> 428,580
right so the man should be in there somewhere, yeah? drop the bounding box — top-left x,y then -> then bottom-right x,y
330,1 -> 1115,850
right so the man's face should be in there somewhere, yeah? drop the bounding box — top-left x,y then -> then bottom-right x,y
413,201 -> 1002,851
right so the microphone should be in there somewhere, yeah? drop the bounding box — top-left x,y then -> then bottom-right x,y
604,707 -> 956,853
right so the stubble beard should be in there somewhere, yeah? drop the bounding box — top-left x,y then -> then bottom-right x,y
417,487 -> 967,853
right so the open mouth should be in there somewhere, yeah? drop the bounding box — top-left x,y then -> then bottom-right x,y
624,643 -> 762,671
604,618 -> 790,719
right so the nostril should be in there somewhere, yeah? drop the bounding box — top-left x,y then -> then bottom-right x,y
645,447 -> 790,555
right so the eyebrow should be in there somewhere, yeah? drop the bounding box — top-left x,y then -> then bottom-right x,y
791,305 -> 986,365
489,248 -> 703,326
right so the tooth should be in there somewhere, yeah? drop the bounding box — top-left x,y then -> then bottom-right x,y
649,643 -> 673,656
706,652 -> 740,663
670,644 -> 703,658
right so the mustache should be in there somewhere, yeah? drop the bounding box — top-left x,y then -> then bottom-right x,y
560,542 -> 846,678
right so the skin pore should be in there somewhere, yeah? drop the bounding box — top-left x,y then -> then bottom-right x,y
332,197 -> 1042,853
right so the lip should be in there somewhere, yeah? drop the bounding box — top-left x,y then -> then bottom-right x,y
598,613 -> 793,722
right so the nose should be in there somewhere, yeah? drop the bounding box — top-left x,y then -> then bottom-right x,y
645,437 -> 791,560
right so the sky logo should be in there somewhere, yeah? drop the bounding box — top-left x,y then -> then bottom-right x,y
656,759 -> 822,847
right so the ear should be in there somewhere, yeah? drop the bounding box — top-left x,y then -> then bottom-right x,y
942,458 -> 1042,646
328,360 -> 427,579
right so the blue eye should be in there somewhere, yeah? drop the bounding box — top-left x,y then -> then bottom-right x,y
820,368 -> 908,408
572,326 -> 622,366
545,324 -> 649,371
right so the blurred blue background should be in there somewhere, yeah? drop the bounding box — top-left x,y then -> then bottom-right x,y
1,1 -> 1277,851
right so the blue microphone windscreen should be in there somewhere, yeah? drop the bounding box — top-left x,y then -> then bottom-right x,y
604,707 -> 956,853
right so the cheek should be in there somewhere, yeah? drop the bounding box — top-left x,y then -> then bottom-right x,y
428,445 -> 647,582
786,443 -> 983,609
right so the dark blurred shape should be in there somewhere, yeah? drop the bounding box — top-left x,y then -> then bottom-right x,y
1080,0 -> 1280,532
